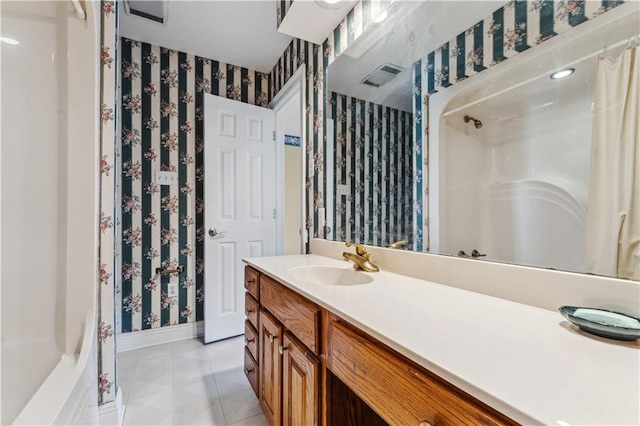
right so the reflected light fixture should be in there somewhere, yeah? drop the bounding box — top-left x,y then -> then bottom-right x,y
315,0 -> 342,9
550,68 -> 575,80
374,10 -> 388,23
0,37 -> 19,45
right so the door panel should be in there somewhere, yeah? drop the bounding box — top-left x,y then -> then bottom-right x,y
248,153 -> 263,219
248,241 -> 263,258
219,149 -> 236,220
204,94 -> 275,343
218,242 -> 236,313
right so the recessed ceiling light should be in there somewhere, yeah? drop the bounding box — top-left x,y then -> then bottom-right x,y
323,0 -> 341,3
550,68 -> 575,80
0,37 -> 19,45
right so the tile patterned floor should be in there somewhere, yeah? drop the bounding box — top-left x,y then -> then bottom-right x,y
117,336 -> 267,426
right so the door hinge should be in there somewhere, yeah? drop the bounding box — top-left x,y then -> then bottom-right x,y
273,130 -> 276,141
273,209 -> 277,219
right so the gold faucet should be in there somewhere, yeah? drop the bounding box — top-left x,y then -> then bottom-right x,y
389,240 -> 407,249
343,242 -> 379,272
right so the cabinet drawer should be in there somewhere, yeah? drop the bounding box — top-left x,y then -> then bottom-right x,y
328,319 -> 514,426
244,346 -> 259,397
245,292 -> 259,329
260,274 -> 321,354
244,320 -> 259,362
245,266 -> 260,300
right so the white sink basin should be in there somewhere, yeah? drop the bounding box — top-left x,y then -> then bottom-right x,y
286,265 -> 374,286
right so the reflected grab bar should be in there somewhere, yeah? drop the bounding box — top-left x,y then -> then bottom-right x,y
155,266 -> 184,276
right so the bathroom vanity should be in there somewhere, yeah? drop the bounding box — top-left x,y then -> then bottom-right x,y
243,254 -> 639,426
243,262 -> 513,426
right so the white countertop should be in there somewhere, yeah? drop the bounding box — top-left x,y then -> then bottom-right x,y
244,254 -> 640,426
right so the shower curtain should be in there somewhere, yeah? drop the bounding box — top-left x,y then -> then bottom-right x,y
585,46 -> 639,280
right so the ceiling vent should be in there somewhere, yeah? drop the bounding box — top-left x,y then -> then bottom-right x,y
125,0 -> 167,24
361,63 -> 404,88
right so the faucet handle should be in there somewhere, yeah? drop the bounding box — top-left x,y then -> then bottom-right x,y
471,249 -> 486,258
345,242 -> 369,257
389,240 -> 406,249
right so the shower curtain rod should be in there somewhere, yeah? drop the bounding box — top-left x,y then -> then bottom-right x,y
442,33 -> 640,118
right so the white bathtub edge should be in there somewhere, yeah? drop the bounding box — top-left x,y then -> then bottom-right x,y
13,310 -> 98,426
98,389 -> 125,426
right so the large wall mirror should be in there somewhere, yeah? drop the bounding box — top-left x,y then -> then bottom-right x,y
325,0 -> 639,281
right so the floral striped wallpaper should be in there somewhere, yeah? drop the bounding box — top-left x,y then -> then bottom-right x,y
412,0 -> 627,251
270,1 -> 403,243
99,0 -> 118,405
329,92 -> 413,246
118,37 -> 270,334
420,0 -> 626,95
277,0 -> 295,28
270,38 -> 326,239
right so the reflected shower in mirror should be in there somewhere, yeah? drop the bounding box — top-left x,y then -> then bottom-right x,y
326,1 -> 504,248
325,0 -> 639,280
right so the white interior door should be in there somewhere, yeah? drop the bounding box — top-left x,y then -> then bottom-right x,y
204,94 -> 275,343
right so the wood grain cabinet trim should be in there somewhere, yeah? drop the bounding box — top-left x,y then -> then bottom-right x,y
245,266 -> 260,300
260,274 -> 321,354
327,319 -> 517,426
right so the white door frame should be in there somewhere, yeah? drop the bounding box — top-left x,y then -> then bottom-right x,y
269,65 -> 306,255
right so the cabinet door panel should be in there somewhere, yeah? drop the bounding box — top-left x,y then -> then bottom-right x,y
282,332 -> 319,426
259,309 -> 282,426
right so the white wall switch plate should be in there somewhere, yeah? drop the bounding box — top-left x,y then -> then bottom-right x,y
168,282 -> 178,298
155,171 -> 178,186
337,184 -> 349,197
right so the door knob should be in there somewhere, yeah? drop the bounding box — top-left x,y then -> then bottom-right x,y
208,228 -> 227,237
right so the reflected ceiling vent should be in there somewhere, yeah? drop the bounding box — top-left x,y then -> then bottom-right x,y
125,0 -> 167,24
361,63 -> 404,88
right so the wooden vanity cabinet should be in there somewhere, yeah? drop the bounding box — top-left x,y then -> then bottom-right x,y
251,270 -> 322,426
244,265 -> 517,426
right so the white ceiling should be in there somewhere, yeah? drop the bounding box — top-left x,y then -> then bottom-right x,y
120,1 -> 294,73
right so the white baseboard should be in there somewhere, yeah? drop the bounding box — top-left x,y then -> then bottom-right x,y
116,321 -> 204,352
98,388 -> 123,425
